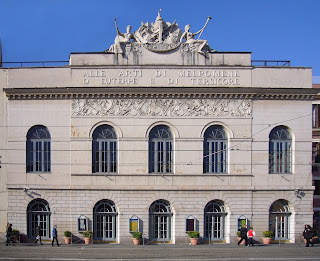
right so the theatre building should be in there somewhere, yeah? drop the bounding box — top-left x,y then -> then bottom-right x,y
0,13 -> 316,244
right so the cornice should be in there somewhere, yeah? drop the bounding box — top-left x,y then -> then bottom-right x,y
4,87 -> 317,100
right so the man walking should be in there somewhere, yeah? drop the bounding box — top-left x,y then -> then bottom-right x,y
237,225 -> 248,246
52,225 -> 60,246
34,224 -> 43,245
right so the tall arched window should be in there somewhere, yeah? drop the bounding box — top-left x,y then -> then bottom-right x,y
204,200 -> 226,241
149,125 -> 173,174
269,200 -> 291,240
149,200 -> 172,242
93,200 -> 118,241
203,125 -> 227,173
27,199 -> 51,239
92,125 -> 117,173
269,126 -> 292,174
26,125 -> 51,173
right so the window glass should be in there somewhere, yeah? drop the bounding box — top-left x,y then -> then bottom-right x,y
269,126 -> 292,174
203,125 -> 227,173
92,125 -> 117,173
149,125 -> 173,174
26,125 -> 51,173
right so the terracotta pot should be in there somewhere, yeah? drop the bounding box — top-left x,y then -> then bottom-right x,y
64,237 -> 71,244
84,237 -> 91,244
190,238 -> 199,245
132,238 -> 142,245
262,237 -> 272,244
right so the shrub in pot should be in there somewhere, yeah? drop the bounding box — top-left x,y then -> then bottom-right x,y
64,231 -> 72,244
262,231 -> 274,244
82,230 -> 92,244
187,231 -> 200,245
132,231 -> 142,245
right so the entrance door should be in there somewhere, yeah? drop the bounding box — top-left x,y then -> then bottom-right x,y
93,200 -> 117,241
95,214 -> 116,240
151,214 -> 171,240
27,199 -> 51,239
204,200 -> 226,241
269,200 -> 291,240
149,200 -> 172,242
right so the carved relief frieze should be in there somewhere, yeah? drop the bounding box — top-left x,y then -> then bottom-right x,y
71,98 -> 252,117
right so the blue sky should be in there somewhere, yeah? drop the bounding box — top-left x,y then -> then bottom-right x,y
1,0 -> 320,80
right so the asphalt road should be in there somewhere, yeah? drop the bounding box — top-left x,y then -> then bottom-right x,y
0,242 -> 320,261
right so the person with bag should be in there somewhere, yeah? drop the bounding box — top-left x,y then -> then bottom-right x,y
34,224 -> 43,245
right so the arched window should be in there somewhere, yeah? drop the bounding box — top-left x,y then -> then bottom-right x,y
93,200 -> 117,241
92,125 -> 117,173
269,200 -> 291,240
269,126 -> 292,174
149,200 -> 172,241
204,200 -> 227,241
203,125 -> 227,173
26,125 -> 51,173
149,125 -> 173,174
27,199 -> 51,239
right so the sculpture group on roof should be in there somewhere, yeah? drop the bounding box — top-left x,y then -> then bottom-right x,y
107,10 -> 215,54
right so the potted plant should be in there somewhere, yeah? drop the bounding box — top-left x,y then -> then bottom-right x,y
12,229 -> 20,243
82,230 -> 92,244
262,231 -> 274,244
132,231 -> 142,245
187,231 -> 200,245
64,231 -> 72,244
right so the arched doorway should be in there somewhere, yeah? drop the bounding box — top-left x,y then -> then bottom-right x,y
269,200 -> 291,240
93,200 -> 118,241
27,199 -> 51,239
204,200 -> 227,241
149,200 -> 172,242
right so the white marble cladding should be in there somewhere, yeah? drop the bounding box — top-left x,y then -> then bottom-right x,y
7,189 -> 313,244
71,98 -> 252,117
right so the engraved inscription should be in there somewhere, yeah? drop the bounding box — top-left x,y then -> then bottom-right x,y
77,69 -> 243,87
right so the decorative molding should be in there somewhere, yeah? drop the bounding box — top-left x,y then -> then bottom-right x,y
71,98 -> 252,117
6,92 -> 314,101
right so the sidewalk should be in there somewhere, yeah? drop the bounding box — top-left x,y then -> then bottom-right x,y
0,242 -> 320,261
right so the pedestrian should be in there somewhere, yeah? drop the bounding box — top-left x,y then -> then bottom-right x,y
34,224 -> 43,245
52,225 -> 59,246
6,223 -> 13,246
303,224 -> 313,247
247,226 -> 255,247
237,225 -> 248,246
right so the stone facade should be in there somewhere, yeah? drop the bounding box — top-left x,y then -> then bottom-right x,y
0,13 -> 316,244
